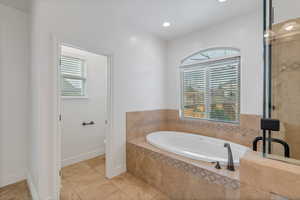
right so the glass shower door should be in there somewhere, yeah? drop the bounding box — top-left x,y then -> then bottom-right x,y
264,0 -> 300,161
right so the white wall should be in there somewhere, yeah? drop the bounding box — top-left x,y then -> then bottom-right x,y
30,0 -> 167,199
166,12 -> 264,115
273,0 -> 300,24
61,46 -> 107,167
0,4 -> 29,187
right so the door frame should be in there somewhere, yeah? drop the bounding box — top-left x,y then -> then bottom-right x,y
52,36 -> 114,199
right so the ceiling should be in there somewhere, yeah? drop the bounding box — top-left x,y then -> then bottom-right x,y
0,0 -> 258,40
111,0 -> 259,40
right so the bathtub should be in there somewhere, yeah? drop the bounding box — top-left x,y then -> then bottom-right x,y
146,131 -> 249,165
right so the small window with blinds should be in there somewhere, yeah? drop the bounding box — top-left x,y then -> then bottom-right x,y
60,55 -> 87,97
180,48 -> 240,123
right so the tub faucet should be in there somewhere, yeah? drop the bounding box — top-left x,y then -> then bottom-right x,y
224,143 -> 235,171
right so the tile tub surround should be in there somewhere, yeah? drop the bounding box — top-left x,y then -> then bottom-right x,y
240,151 -> 300,199
127,109 -> 261,147
127,138 -> 241,200
166,110 -> 261,147
126,110 -> 168,141
126,110 -> 295,199
127,139 -> 291,200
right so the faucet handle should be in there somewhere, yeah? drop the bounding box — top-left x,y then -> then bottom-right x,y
215,161 -> 221,169
211,161 -> 222,169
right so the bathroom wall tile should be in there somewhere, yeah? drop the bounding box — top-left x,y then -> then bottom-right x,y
184,172 -> 226,200
270,19 -> 300,161
126,109 -> 261,148
135,149 -> 163,187
240,152 -> 300,199
240,183 -> 271,200
160,161 -> 189,200
126,110 -> 168,141
127,141 -> 241,200
166,110 -> 260,147
240,114 -> 261,131
126,143 -> 138,175
225,187 -> 240,200
128,140 -> 240,189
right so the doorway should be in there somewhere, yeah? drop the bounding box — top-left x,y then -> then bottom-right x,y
53,41 -> 113,199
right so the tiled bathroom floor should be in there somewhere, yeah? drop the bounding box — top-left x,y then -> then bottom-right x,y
0,180 -> 32,200
0,156 -> 169,200
61,156 -> 170,200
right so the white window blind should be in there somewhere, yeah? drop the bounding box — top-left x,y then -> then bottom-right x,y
183,69 -> 207,119
60,55 -> 86,97
181,56 -> 240,123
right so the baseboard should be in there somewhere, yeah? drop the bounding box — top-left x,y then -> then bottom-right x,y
0,170 -> 26,188
27,173 -> 39,200
62,148 -> 105,167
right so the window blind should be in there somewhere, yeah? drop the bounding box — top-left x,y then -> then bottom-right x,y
61,56 -> 84,77
60,55 -> 86,96
183,69 -> 207,119
181,57 -> 240,123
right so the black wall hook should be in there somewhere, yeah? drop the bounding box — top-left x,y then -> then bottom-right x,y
82,121 -> 95,126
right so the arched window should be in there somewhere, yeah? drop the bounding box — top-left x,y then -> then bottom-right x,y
180,47 -> 241,123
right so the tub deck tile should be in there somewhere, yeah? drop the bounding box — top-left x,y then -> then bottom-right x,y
127,138 -> 240,191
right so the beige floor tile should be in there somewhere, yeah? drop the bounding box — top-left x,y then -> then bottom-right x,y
77,182 -> 119,200
85,156 -> 105,168
105,190 -> 132,200
1,156 -> 170,200
60,188 -> 81,200
66,171 -> 109,191
0,181 -> 32,200
85,156 -> 106,175
60,179 -> 82,200
62,162 -> 94,179
151,192 -> 171,200
111,173 -> 160,200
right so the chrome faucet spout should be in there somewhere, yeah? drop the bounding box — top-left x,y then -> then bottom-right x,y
224,143 -> 235,171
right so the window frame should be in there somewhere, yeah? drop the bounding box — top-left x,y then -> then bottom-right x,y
179,48 -> 241,124
60,52 -> 88,99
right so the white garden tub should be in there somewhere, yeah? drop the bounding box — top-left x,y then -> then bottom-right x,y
146,131 -> 249,165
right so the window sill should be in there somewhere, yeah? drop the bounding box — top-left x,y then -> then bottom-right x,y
61,96 -> 89,100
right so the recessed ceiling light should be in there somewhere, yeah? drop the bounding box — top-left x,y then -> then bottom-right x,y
218,0 -> 227,2
163,22 -> 171,27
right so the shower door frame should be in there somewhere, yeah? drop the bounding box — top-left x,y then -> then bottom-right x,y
263,0 -> 273,155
